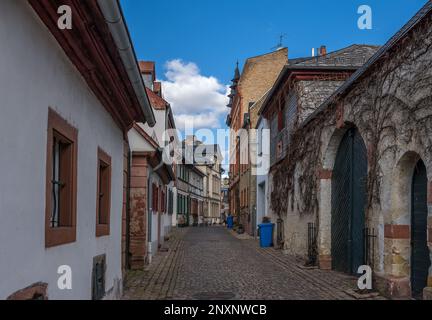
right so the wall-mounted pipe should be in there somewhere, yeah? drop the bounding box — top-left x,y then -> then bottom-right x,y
97,0 -> 156,127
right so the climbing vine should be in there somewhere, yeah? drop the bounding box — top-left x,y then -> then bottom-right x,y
270,81 -> 337,217
270,16 -> 432,220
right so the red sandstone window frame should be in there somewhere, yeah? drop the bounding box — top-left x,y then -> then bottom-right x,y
45,108 -> 78,248
96,148 -> 112,237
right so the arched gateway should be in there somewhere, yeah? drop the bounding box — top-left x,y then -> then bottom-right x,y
331,127 -> 367,274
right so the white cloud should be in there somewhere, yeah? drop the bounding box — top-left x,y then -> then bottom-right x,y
175,113 -> 220,129
161,59 -> 229,129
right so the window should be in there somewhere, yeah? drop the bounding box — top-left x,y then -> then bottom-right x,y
45,108 -> 78,248
96,148 -> 111,237
177,194 -> 181,214
168,190 -> 173,215
161,189 -> 166,213
178,165 -> 190,182
179,165 -> 184,180
152,184 -> 159,212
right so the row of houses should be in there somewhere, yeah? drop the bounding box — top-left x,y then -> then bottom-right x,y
227,2 -> 432,299
176,136 -> 223,227
0,0 -> 222,300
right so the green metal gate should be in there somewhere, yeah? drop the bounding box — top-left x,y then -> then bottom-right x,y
331,128 -> 367,274
411,160 -> 430,299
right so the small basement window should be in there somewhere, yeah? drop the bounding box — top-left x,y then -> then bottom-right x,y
92,255 -> 106,300
96,148 -> 111,237
45,108 -> 78,248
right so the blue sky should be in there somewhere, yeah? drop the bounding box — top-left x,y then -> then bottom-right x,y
120,0 -> 427,161
121,0 -> 426,83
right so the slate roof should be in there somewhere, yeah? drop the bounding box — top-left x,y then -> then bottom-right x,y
259,44 -> 379,115
292,44 -> 380,68
287,56 -> 311,65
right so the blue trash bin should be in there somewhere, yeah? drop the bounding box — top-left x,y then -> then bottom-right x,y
258,223 -> 274,247
227,216 -> 234,229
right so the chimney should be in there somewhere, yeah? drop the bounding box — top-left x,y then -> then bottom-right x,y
139,61 -> 156,89
311,48 -> 315,57
153,81 -> 162,97
319,45 -> 327,56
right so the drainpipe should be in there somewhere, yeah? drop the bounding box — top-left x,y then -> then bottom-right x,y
126,149 -> 132,269
97,0 -> 156,127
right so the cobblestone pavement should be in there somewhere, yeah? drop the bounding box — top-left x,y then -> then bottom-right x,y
123,226 -> 385,300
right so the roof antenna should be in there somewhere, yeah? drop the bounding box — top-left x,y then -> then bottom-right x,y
272,33 -> 287,51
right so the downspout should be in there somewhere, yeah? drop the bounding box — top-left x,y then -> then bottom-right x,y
97,0 -> 156,127
126,149 -> 132,269
147,169 -> 152,261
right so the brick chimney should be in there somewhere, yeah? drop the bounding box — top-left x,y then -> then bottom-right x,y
319,45 -> 327,56
139,61 -> 156,89
153,81 -> 162,97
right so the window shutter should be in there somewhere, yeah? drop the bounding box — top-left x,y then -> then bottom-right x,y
152,184 -> 159,212
152,183 -> 156,210
156,186 -> 159,212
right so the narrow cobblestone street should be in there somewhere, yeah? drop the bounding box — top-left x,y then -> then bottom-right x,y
123,227 -> 384,300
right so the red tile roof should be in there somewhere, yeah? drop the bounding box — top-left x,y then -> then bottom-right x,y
146,87 -> 168,110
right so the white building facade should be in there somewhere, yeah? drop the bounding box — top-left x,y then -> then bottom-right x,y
0,0 -> 154,299
255,116 -> 272,232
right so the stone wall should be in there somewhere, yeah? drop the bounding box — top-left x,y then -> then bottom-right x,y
276,12 -> 432,298
129,154 -> 149,269
296,80 -> 345,122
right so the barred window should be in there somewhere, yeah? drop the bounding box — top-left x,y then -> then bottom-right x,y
45,108 -> 77,248
96,148 -> 111,237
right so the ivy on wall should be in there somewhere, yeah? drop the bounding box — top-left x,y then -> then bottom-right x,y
270,17 -> 432,221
